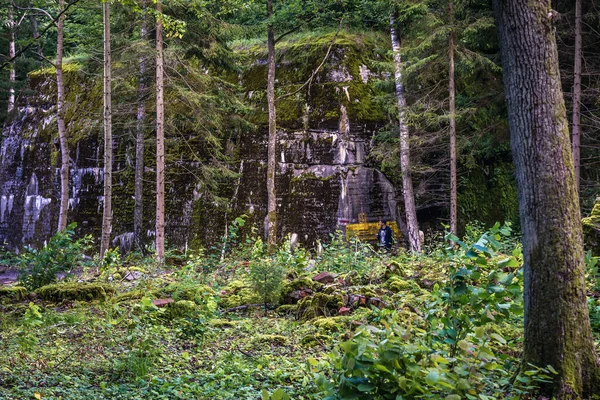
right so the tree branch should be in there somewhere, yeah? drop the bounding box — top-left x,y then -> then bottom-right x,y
276,17 -> 344,101
0,0 -> 83,70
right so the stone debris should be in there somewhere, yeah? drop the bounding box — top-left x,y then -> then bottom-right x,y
312,271 -> 337,284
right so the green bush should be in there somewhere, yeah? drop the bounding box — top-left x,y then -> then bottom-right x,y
35,282 -> 115,302
18,223 -> 92,290
248,238 -> 286,308
316,223 -> 553,399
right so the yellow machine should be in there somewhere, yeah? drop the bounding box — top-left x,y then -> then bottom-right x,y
345,220 -> 402,243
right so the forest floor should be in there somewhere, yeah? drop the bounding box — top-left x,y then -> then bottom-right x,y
1,225 -> 599,399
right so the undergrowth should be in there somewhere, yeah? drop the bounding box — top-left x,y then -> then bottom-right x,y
0,221 -> 598,399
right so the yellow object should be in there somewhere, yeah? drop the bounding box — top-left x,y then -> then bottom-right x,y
346,221 -> 401,242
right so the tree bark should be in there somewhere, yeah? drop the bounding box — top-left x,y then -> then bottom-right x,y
56,0 -> 69,232
100,0 -> 112,259
493,0 -> 600,397
572,0 -> 582,192
390,12 -> 421,253
8,4 -> 16,113
266,0 -> 277,250
28,0 -> 43,57
134,0 -> 149,253
448,0 -> 457,238
155,0 -> 165,263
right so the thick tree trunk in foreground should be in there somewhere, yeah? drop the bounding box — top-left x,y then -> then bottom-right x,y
8,4 -> 16,113
155,0 -> 165,263
390,13 -> 421,253
100,0 -> 112,258
134,1 -> 149,253
493,0 -> 600,397
448,0 -> 457,238
572,0 -> 582,192
56,0 -> 69,232
266,0 -> 277,250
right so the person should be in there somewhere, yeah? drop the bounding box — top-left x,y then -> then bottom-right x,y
376,219 -> 393,251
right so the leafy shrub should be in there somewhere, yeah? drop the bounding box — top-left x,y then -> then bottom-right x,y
35,282 -> 115,302
18,223 -> 92,290
317,233 -> 382,277
316,223 -> 554,399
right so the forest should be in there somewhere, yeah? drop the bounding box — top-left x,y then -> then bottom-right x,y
1,0 -> 600,398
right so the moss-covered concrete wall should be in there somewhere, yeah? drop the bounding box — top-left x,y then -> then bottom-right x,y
0,31 -> 521,251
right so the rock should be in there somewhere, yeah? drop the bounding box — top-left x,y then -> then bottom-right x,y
348,294 -> 367,307
338,306 -> 352,316
313,272 -> 337,284
152,298 -> 174,308
305,260 -> 316,272
289,289 -> 312,302
367,297 -> 387,309
124,271 -> 143,281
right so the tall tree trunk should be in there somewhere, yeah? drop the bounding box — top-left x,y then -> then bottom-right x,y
266,0 -> 277,250
8,4 -> 16,113
390,12 -> 421,253
134,0 -> 149,253
100,0 -> 112,258
155,0 -> 165,263
29,0 -> 43,57
56,0 -> 69,232
572,0 -> 582,192
493,0 -> 600,397
448,0 -> 457,237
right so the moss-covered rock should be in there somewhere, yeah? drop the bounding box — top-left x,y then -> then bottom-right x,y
210,318 -> 238,328
279,276 -> 318,304
583,198 -> 600,256
219,280 -> 261,309
385,276 -> 421,293
0,286 -> 28,302
311,316 -> 347,333
164,300 -> 199,320
301,333 -> 330,347
255,334 -> 287,345
35,282 -> 115,302
114,289 -> 147,303
159,282 -> 216,304
296,292 -> 345,320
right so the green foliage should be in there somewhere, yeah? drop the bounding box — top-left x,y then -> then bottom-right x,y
248,238 -> 286,308
18,223 -> 92,291
316,223 -> 556,399
318,233 -> 381,276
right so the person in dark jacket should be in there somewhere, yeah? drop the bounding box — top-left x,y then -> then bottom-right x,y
377,219 -> 393,250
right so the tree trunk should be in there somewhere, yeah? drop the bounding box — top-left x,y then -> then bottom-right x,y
56,0 -> 69,232
572,0 -> 582,192
390,12 -> 421,253
134,0 -> 149,253
155,0 -> 165,263
8,4 -> 16,113
266,0 -> 277,250
493,0 -> 600,397
29,0 -> 43,57
448,0 -> 457,238
100,0 -> 112,259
